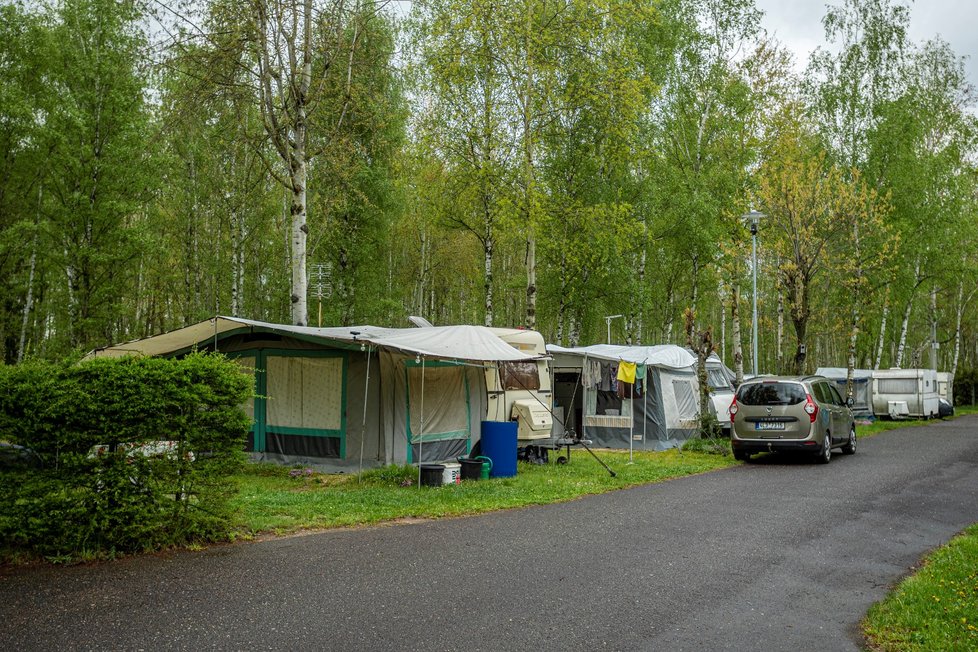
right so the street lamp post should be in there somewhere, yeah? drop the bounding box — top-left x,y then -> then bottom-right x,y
605,314 -> 624,344
743,210 -> 767,376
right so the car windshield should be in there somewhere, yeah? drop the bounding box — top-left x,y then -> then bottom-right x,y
737,381 -> 807,406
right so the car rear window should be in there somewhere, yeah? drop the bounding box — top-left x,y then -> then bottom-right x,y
736,381 -> 807,406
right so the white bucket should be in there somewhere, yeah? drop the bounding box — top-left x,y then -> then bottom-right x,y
442,462 -> 462,485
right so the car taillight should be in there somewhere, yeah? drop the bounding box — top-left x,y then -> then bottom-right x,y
729,397 -> 739,416
804,394 -> 818,423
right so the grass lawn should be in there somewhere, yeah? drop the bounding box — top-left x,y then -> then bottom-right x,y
863,523 -> 978,651
859,406 -> 978,651
230,446 -> 736,536
230,407 -> 978,538
856,404 -> 978,437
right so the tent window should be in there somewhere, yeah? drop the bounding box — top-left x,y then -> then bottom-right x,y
672,379 -> 698,417
499,362 -> 540,391
587,389 -> 632,418
232,356 -> 257,424
878,378 -> 917,394
266,355 -> 343,430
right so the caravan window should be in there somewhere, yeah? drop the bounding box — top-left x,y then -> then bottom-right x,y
498,361 -> 540,391
878,378 -> 917,394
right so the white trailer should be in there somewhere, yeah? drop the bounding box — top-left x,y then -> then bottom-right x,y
486,328 -> 553,443
871,368 -> 940,419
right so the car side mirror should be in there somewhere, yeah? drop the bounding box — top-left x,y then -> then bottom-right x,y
846,397 -> 854,408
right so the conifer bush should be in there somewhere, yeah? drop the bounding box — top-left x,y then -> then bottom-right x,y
0,353 -> 253,561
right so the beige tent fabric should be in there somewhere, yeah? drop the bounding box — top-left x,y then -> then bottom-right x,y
407,365 -> 469,443
266,355 -> 343,430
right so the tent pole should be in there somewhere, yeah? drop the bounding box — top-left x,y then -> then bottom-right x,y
582,353 -> 589,445
417,356 -> 425,489
628,360 -> 634,464
358,345 -> 372,483
642,359 -> 648,452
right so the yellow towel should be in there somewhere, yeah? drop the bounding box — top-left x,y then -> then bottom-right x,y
616,361 -> 636,383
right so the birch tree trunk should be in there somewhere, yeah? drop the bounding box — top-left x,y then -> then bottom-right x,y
846,220 -> 863,398
847,302 -> 859,398
664,285 -> 674,343
731,283 -> 744,386
874,287 -> 889,369
928,286 -> 938,370
634,247 -> 646,345
951,280 -> 976,379
521,1 -> 537,330
776,256 -> 784,374
17,187 -> 41,363
895,258 -> 922,368
719,282 -> 726,364
253,0 -> 358,327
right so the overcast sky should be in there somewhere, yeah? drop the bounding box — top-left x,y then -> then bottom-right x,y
754,0 -> 978,87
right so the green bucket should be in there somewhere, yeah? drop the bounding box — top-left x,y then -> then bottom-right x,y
458,456 -> 493,480
474,455 -> 492,480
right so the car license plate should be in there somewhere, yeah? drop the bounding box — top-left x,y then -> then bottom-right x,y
755,421 -> 785,431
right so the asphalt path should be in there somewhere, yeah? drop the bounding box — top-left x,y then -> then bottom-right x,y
3,416 -> 978,651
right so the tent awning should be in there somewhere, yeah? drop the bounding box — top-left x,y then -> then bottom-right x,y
815,367 -> 874,380
547,344 -> 696,369
87,317 -> 540,363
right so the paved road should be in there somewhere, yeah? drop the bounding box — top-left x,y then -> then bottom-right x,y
3,416 -> 977,651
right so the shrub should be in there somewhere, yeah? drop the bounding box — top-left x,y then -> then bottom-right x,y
953,368 -> 978,406
0,353 -> 253,561
681,437 -> 731,456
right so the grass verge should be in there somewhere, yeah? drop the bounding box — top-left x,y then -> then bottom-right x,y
860,407 -> 978,650
857,404 -> 978,438
864,523 -> 978,651
230,447 -> 735,536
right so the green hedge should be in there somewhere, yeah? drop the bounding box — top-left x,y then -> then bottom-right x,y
953,368 -> 978,407
0,353 -> 253,561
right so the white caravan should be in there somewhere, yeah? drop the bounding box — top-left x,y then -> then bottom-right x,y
486,328 -> 554,443
871,368 -> 940,419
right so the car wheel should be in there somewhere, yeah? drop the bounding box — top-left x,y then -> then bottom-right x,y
733,449 -> 750,462
816,432 -> 832,464
841,426 -> 856,455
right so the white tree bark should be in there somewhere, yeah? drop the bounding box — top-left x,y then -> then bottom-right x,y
253,0 -> 360,326
18,187 -> 41,363
776,256 -> 784,374
719,282 -> 726,364
895,258 -> 922,368
928,285 -> 938,370
874,287 -> 889,369
731,283 -> 744,386
952,280 -> 977,379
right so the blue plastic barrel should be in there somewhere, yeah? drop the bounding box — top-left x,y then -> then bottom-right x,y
480,420 -> 518,478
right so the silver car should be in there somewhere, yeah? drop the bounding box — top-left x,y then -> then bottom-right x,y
729,376 -> 856,464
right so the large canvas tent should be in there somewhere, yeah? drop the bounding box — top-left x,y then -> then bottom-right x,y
814,367 -> 875,418
88,317 -> 540,470
547,344 -> 701,451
